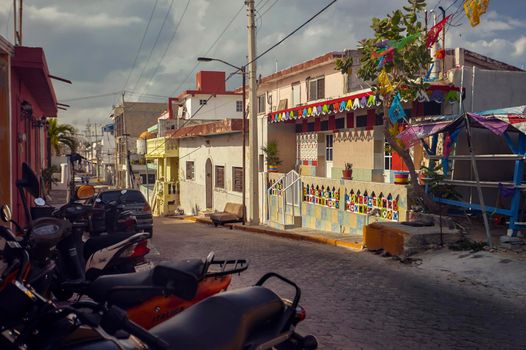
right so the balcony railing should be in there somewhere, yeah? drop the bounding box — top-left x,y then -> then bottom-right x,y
146,137 -> 179,158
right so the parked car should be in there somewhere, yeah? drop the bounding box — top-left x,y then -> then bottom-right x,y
89,189 -> 153,236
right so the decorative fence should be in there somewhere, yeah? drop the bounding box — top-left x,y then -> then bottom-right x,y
268,174 -> 409,235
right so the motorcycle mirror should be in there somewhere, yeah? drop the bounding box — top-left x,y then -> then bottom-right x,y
34,198 -> 46,206
1,204 -> 12,222
76,185 -> 95,200
18,163 -> 40,198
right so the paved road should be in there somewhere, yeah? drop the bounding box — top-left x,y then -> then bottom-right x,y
151,218 -> 526,349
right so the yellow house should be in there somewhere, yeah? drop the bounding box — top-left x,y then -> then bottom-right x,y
145,136 -> 179,216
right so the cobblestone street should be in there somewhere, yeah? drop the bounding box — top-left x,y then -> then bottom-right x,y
151,218 -> 526,349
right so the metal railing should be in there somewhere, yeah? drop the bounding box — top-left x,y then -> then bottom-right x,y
267,170 -> 302,225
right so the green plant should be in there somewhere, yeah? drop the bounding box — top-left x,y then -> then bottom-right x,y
335,55 -> 353,75
344,162 -> 353,171
47,118 -> 78,155
261,141 -> 282,167
42,165 -> 60,193
354,0 -> 436,209
420,163 -> 461,200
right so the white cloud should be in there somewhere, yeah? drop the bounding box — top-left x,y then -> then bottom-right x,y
26,5 -> 142,29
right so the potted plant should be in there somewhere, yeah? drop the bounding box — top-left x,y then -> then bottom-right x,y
261,141 -> 282,172
342,162 -> 353,179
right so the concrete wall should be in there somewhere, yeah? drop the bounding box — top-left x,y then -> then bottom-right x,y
267,175 -> 409,235
267,122 -> 297,173
186,94 -> 243,120
178,133 -> 244,215
449,67 -> 526,113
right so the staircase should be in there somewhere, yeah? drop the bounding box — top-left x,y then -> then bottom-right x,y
267,170 -> 302,230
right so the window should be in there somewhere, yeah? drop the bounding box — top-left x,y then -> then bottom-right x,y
186,161 -> 195,180
215,166 -> 225,188
326,134 -> 333,161
308,77 -> 325,101
291,83 -> 300,106
199,99 -> 208,106
384,141 -> 392,170
356,115 -> 367,128
257,95 -> 266,114
236,101 -> 243,113
232,167 -> 243,192
376,113 -> 384,126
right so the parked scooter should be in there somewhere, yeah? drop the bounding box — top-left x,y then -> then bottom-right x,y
15,163 -> 152,284
2,202 -> 249,329
0,223 -> 318,350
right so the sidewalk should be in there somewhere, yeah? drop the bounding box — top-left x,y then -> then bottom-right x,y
180,216 -> 364,251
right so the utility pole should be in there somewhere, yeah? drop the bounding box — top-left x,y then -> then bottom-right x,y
122,92 -> 131,189
246,0 -> 259,224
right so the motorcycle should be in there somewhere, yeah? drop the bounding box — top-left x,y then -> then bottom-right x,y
0,222 -> 317,350
2,202 -> 250,330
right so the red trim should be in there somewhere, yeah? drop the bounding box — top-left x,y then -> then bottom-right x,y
303,160 -> 308,165
328,115 -> 336,130
312,160 -> 318,166
302,119 -> 308,132
346,112 -> 354,129
314,118 -> 321,132
366,109 -> 375,130
268,84 -> 461,123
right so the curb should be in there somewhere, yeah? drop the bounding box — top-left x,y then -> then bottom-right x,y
194,217 -> 363,252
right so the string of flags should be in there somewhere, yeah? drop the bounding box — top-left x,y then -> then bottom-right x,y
464,0 -> 489,27
268,89 -> 460,123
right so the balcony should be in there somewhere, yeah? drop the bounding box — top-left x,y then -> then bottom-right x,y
146,137 -> 179,158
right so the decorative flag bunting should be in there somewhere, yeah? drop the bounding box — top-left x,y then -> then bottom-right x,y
388,92 -> 406,123
464,0 -> 489,27
267,87 -> 461,123
435,48 -> 445,60
387,33 -> 421,50
426,15 -> 451,48
378,69 -> 394,94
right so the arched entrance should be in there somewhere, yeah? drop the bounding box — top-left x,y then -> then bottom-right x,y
205,158 -> 213,209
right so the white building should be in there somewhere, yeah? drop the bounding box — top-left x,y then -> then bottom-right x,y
176,119 -> 244,215
171,71 -> 243,122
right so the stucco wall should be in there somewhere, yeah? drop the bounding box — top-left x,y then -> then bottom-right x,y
187,94 -> 243,120
450,67 -> 526,113
178,132 -> 244,215
267,122 -> 297,172
267,175 -> 409,235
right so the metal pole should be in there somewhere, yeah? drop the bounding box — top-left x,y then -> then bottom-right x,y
247,0 -> 259,224
241,67 -> 247,224
439,6 -> 446,79
13,0 -> 17,45
19,0 -> 22,45
465,115 -> 493,248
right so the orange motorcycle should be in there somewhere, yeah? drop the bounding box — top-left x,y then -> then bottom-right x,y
64,252 -> 248,329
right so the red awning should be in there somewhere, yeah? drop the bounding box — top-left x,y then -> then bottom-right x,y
12,46 -> 58,117
268,84 -> 461,124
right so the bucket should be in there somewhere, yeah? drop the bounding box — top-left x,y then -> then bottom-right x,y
394,171 -> 409,185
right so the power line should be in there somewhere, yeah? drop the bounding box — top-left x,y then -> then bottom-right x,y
131,0 -> 176,92
122,0 -> 159,91
137,0 -> 191,99
260,0 -> 280,17
169,4 -> 245,96
61,91 -> 121,102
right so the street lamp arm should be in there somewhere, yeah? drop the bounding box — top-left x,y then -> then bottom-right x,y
197,57 -> 244,72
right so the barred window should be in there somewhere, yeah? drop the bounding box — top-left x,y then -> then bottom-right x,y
215,166 -> 225,188
186,161 -> 194,180
232,167 -> 243,192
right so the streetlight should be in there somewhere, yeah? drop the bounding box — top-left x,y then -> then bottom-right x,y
197,57 -> 246,224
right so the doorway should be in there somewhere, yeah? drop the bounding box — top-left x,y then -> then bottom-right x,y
325,134 -> 333,178
205,158 -> 213,209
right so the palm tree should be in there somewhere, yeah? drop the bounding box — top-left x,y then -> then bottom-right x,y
47,118 -> 78,155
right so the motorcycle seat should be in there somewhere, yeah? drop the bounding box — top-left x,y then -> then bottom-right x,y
150,286 -> 284,350
83,231 -> 137,259
87,260 -> 204,307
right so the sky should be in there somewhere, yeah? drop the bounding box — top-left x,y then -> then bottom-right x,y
1,0 -> 525,132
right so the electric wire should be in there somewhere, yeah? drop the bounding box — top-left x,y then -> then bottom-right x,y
122,0 -> 159,91
137,0 -> 192,99
131,0 -> 176,92
169,4 -> 245,96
